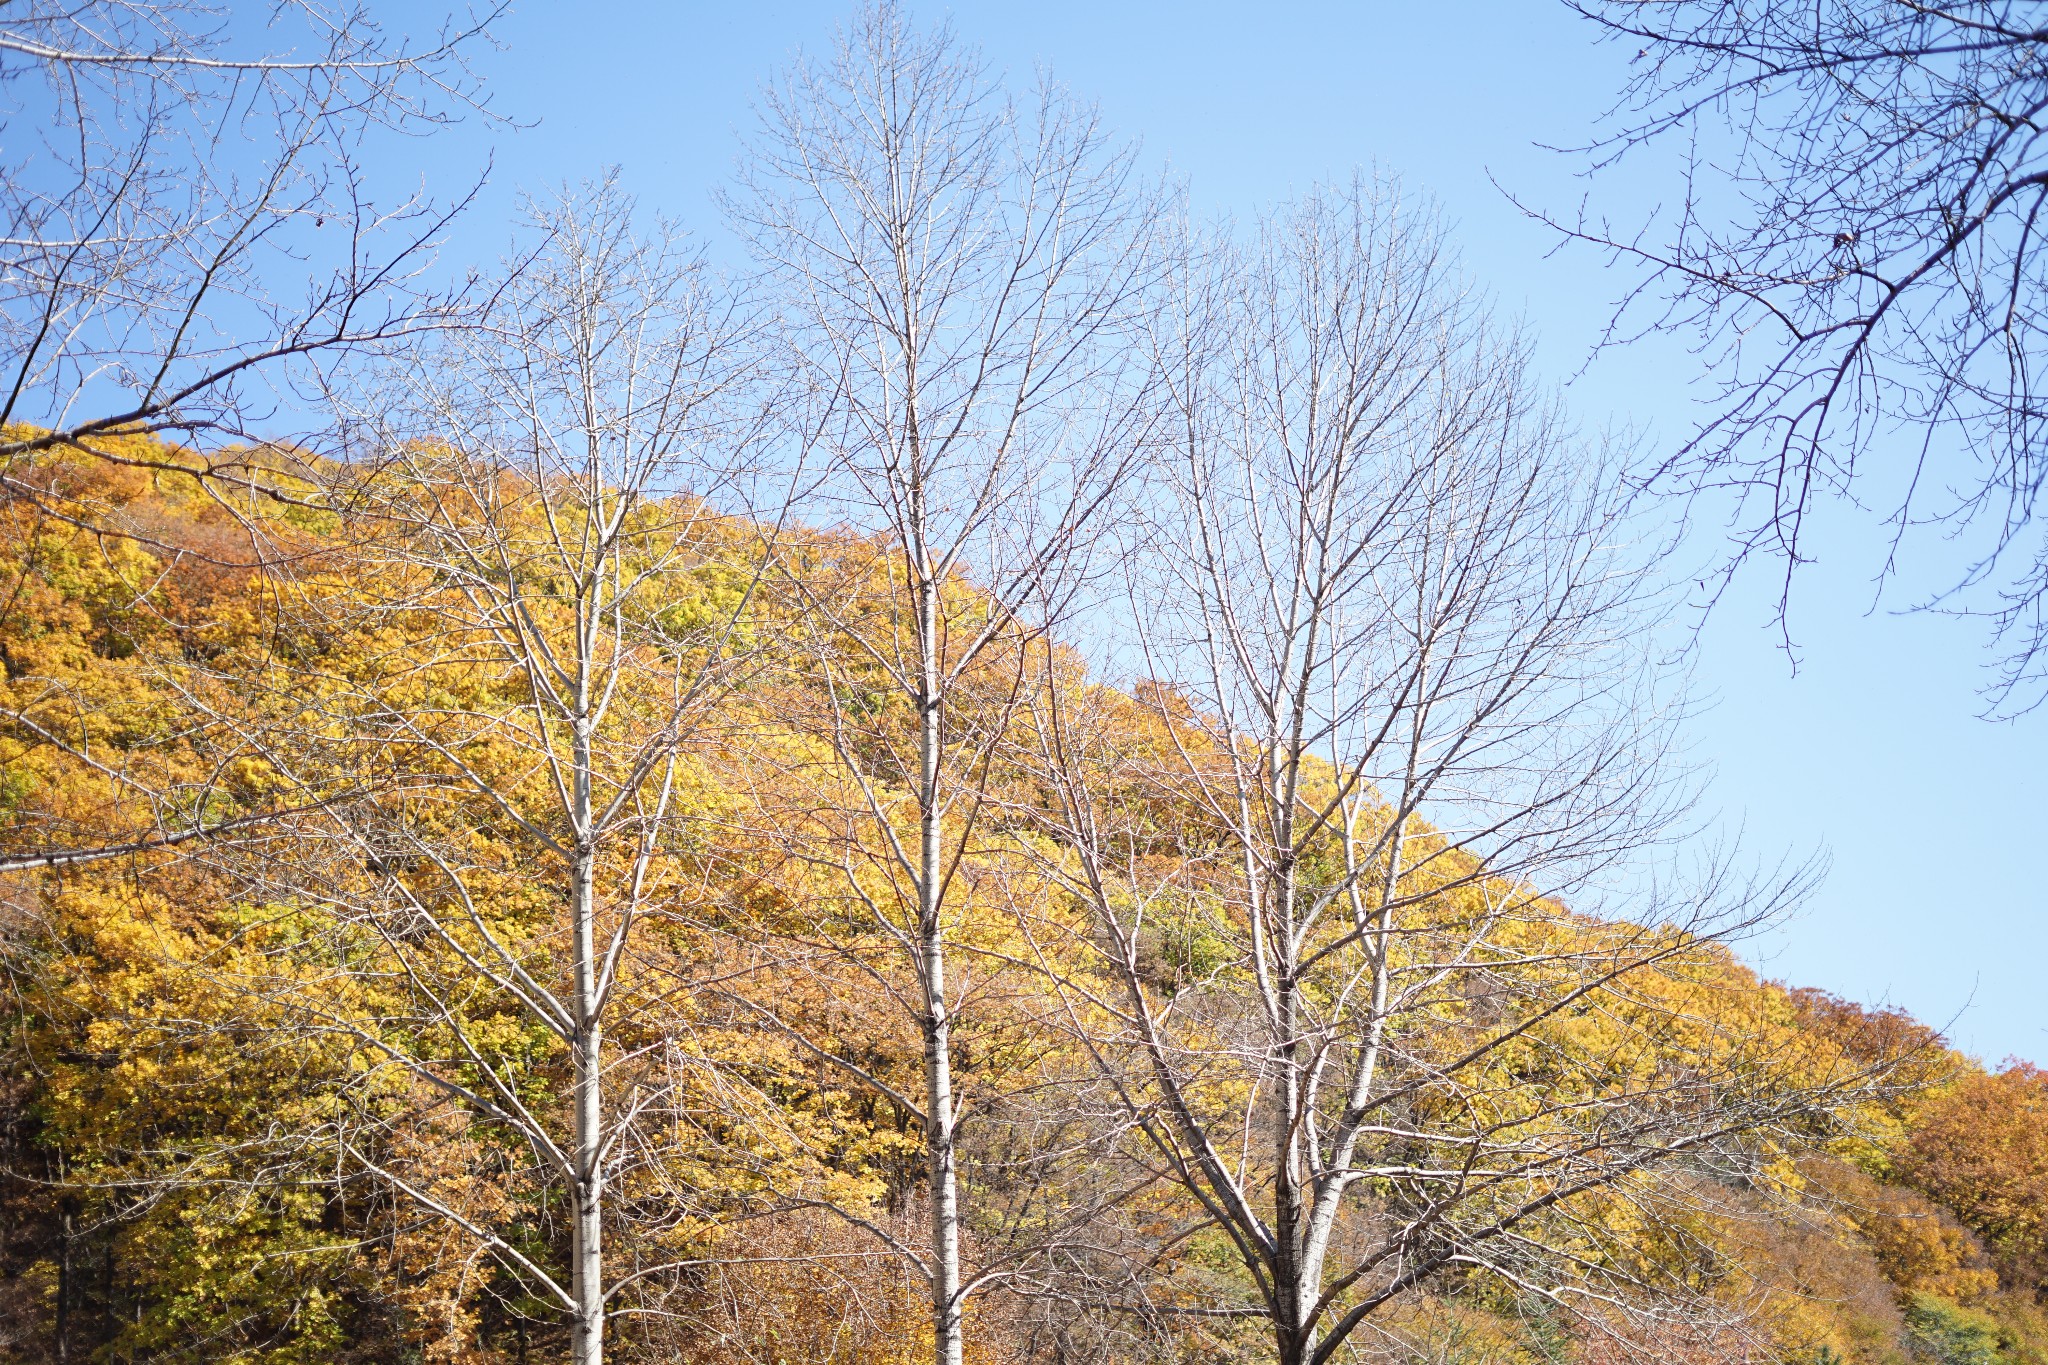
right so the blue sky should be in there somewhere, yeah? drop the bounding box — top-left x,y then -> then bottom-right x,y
395,0 -> 2042,1063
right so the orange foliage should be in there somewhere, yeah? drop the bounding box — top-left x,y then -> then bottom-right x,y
1899,1063 -> 2048,1294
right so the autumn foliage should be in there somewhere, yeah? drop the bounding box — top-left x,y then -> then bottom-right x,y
1,444 -> 2044,1364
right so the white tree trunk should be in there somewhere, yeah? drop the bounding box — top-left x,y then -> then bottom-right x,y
923,906 -> 965,1365
919,572 -> 966,1365
570,722 -> 605,1365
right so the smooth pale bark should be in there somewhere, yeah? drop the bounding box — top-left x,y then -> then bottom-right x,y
735,13 -> 1155,1360
921,827 -> 965,1365
1015,179 -> 1840,1365
188,188 -> 761,1364
917,571 -> 966,1365
570,715 -> 606,1365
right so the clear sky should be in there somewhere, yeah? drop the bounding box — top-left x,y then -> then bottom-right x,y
394,0 -> 2043,1064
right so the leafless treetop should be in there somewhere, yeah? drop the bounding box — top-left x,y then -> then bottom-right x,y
1554,0 -> 2048,711
0,0 -> 502,499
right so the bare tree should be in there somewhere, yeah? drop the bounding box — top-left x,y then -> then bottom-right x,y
1022,179 -> 1855,1365
1549,0 -> 2048,711
199,184 -> 777,1365
0,0 -> 500,524
721,6 -> 1163,1362
0,0 -> 505,876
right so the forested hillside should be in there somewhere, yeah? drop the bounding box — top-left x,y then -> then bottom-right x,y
1,440 -> 2043,1365
4,4 -> 2046,1361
